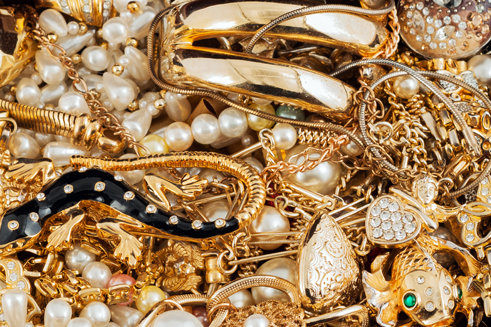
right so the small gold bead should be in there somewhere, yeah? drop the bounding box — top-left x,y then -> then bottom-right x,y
127,1 -> 140,13
154,99 -> 165,110
44,104 -> 55,110
89,89 -> 101,100
125,38 -> 138,48
78,23 -> 88,35
100,42 -> 109,50
128,100 -> 139,111
72,53 -> 82,65
9,85 -> 17,95
47,33 -> 58,43
112,64 -> 124,76
159,90 -> 167,98
96,28 -> 104,39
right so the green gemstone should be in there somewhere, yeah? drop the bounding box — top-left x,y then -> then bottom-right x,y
457,286 -> 463,299
276,105 -> 305,121
403,293 -> 417,308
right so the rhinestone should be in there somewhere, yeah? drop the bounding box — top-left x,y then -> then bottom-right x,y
410,28 -> 416,34
425,287 -> 434,296
103,9 -> 109,16
482,177 -> 489,184
466,222 -> 475,230
416,35 -> 423,41
423,7 -> 430,15
427,26 -> 435,33
443,286 -> 451,295
215,219 -> 226,228
393,221 -> 404,231
456,30 -> 464,38
64,184 -> 73,194
449,38 -> 457,45
0,314 -> 5,322
391,212 -> 402,221
443,16 -> 451,24
395,230 -> 407,240
10,273 -> 18,281
61,0 -> 67,4
63,7 -> 71,13
384,230 -> 394,240
95,182 -> 105,191
8,221 -> 18,230
416,1 -> 424,9
435,19 -> 443,27
424,34 -> 432,42
79,167 -> 87,172
448,299 -> 455,309
477,3 -> 485,12
115,175 -> 124,181
382,221 -> 392,230
483,188 -> 490,196
487,195 -> 491,203
103,2 -> 111,8
405,223 -> 416,233
413,11 -> 425,32
124,191 -> 135,200
29,212 -> 39,222
192,220 -> 203,230
466,234 -> 475,242
7,261 -> 15,270
381,211 -> 391,220
435,25 -> 456,40
169,215 -> 179,225
379,198 -> 390,208
371,206 -> 382,216
83,4 -> 90,12
388,201 -> 399,212
427,16 -> 434,24
371,217 -> 382,227
16,281 -> 25,290
446,275 -> 452,283
439,42 -> 447,49
407,11 -> 414,18
425,301 -> 435,311
373,228 -> 383,238
459,21 -> 467,29
460,214 -> 469,223
36,193 -> 46,201
417,276 -> 425,284
146,205 -> 157,214
452,14 -> 461,23
403,214 -> 414,223
409,4 -> 415,9
430,42 -> 437,49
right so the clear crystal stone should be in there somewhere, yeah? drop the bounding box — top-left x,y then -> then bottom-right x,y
482,177 -> 489,184
64,184 -> 73,193
146,205 -> 156,213
36,193 -> 45,201
384,230 -> 394,240
452,14 -> 461,23
0,314 -> 5,322
215,219 -> 226,227
487,195 -> 491,203
425,287 -> 434,296
449,38 -> 457,45
8,221 -> 17,229
443,286 -> 451,295
446,275 -> 452,283
192,220 -> 203,229
10,273 -> 18,281
79,167 -> 87,172
467,222 -> 475,230
435,26 -> 456,40
393,221 -> 403,231
381,221 -> 392,230
381,211 -> 391,220
17,281 -> 25,289
448,299 -> 455,309
7,261 -> 15,270
417,276 -> 425,284
427,16 -> 434,23
430,42 -> 437,49
371,217 -> 381,227
417,2 -> 424,9
391,212 -> 402,221
466,234 -> 475,241
379,198 -> 390,208
95,182 -> 105,191
83,4 -> 90,12
477,3 -> 485,12
409,4 -> 415,9
456,30 -> 464,38
483,188 -> 489,196
460,214 -> 469,223
124,191 -> 134,200
443,16 -> 451,24
416,35 -> 423,41
410,28 -> 416,34
371,206 -> 381,216
29,212 -> 39,222
439,42 -> 447,49
405,223 -> 416,233
373,228 -> 383,238
103,2 -> 110,8
425,301 -> 435,311
427,26 -> 435,34
407,11 -> 414,18
115,175 -> 124,181
435,19 -> 443,27
395,230 -> 407,240
403,214 -> 414,223
412,11 -> 425,33
459,21 -> 467,29
388,201 -> 399,212
169,215 -> 179,224
424,34 -> 432,42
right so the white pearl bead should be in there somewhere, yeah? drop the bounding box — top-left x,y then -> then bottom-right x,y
82,46 -> 110,72
82,262 -> 112,289
191,114 -> 221,144
392,75 -> 419,99
286,145 -> 342,195
80,302 -> 111,327
103,72 -> 135,111
272,123 -> 297,150
118,55 -> 131,67
45,299 -> 72,327
39,9 -> 68,37
34,133 -> 55,147
201,199 -> 230,222
44,142 -> 90,166
242,157 -> 264,173
67,318 -> 91,327
219,108 -> 248,138
468,54 -> 491,87
30,73 -> 43,85
9,133 -> 41,159
16,78 -> 41,106
124,47 -> 150,81
2,290 -> 27,327
122,109 -> 152,141
113,0 -> 147,12
251,258 -> 297,304
115,153 -> 146,184
107,323 -> 120,327
164,122 -> 194,151
340,133 -> 363,157
152,311 -> 203,327
250,206 -> 290,250
164,92 -> 191,122
57,32 -> 95,57
127,6 -> 156,40
228,290 -> 255,309
58,92 -> 91,116
241,134 -> 255,147
102,17 -> 129,44
125,78 -> 140,97
25,323 -> 34,327
243,314 -> 269,327
67,21 -> 79,35
108,305 -> 144,327
65,243 -> 96,272
41,83 -> 68,105
36,49 -> 66,85
199,168 -> 225,183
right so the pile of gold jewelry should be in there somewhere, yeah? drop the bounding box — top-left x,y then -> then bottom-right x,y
1,0 -> 491,326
